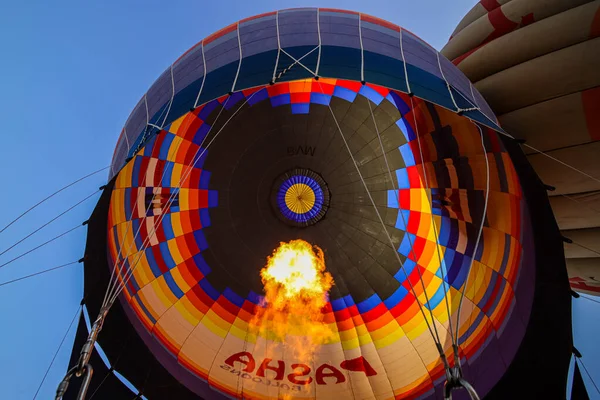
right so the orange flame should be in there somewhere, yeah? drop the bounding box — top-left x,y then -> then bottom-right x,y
251,239 -> 334,363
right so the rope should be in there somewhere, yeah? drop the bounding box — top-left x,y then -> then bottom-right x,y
316,80 -> 446,351
272,11 -> 281,83
0,189 -> 100,257
0,167 -> 108,234
454,123 -> 490,345
192,40 -> 207,109
407,96 -> 457,347
33,305 -> 82,400
571,241 -> 600,257
123,128 -> 131,152
576,357 -> 600,394
231,22 -> 242,93
106,91 -> 256,307
316,8 -> 322,77
523,143 -> 600,186
358,13 -> 364,82
437,52 -> 478,114
159,65 -> 175,128
0,224 -> 82,270
399,29 -> 412,95
0,260 -> 79,287
580,294 -> 600,305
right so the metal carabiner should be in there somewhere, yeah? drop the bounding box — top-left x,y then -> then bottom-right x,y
55,363 -> 94,400
444,375 -> 480,400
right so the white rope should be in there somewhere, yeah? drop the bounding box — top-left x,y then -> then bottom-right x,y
316,8 -> 322,77
279,47 -> 319,77
193,40 -> 207,109
407,96 -> 457,347
436,52 -> 478,114
231,22 -> 242,93
144,94 -> 149,127
358,13 -> 365,82
101,95 -> 216,308
272,11 -> 281,83
399,29 -> 412,94
160,65 -> 175,128
454,122 -> 490,345
107,92 -> 258,305
523,143 -> 600,186
316,80 -> 445,348
123,128 -> 130,152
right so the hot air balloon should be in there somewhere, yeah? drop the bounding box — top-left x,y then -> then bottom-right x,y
62,8 -> 572,400
441,0 -> 600,296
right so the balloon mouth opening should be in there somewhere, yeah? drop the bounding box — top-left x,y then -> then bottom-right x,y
271,168 -> 330,227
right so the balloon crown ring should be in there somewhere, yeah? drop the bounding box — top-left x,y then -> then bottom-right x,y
271,168 -> 330,227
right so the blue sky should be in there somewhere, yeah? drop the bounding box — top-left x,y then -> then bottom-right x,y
0,1 -> 597,399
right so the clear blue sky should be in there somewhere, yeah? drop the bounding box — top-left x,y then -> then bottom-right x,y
0,1 -> 597,399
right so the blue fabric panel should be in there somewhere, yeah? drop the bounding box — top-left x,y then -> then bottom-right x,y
383,285 -> 409,309
387,189 -> 399,208
310,92 -> 330,105
193,229 -> 208,251
356,293 -> 380,313
199,209 -> 211,227
158,241 -> 176,270
145,247 -> 162,278
291,103 -> 310,114
247,88 -> 269,106
163,272 -> 185,299
398,232 -> 417,258
158,134 -> 174,160
199,278 -> 220,301
247,290 -> 263,305
192,252 -> 211,275
208,190 -> 218,207
399,143 -> 415,167
395,209 -> 411,231
224,287 -> 245,308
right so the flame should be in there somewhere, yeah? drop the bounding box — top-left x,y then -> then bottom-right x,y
251,239 -> 334,363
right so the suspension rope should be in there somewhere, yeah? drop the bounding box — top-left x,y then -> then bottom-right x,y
0,260 -> 80,288
272,11 -> 281,83
576,357 -> 600,394
192,40 -> 207,109
358,13 -> 365,83
0,167 -> 108,234
159,65 -> 175,128
436,52 -> 478,114
316,80 -> 445,352
0,189 -> 100,257
231,22 -> 242,93
523,143 -> 600,186
405,96 -> 457,347
315,8 -> 322,77
106,91 -> 256,307
0,224 -> 82,270
399,29 -> 412,95
33,304 -> 82,400
570,241 -> 600,257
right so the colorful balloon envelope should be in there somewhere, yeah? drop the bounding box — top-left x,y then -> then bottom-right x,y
75,8 -> 573,400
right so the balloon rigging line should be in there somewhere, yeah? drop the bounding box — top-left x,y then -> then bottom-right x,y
101,116 -> 196,309
103,80 -> 224,307
579,294 -> 600,305
0,225 -> 82,270
0,189 -> 100,257
106,91 -> 258,308
399,29 -> 412,95
33,304 -> 82,400
367,96 -> 457,347
316,80 -> 445,351
0,260 -> 79,288
192,40 -> 207,109
576,357 -> 600,394
561,193 -> 600,215
406,95 -> 458,347
437,52 -> 478,114
454,123 -> 490,345
0,166 -> 108,234
523,143 -> 600,186
103,95 -> 233,307
571,241 -> 600,257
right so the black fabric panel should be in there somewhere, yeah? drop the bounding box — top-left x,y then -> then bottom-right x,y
484,135 -> 573,398
69,176 -> 202,400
